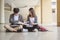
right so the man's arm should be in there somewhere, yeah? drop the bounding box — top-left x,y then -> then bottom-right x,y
21,15 -> 24,22
9,14 -> 14,24
35,16 -> 37,23
19,14 -> 24,22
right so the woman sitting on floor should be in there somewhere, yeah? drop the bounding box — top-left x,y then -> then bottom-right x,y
23,8 -> 39,32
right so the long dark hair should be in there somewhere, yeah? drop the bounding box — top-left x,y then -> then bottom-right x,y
28,8 -> 36,17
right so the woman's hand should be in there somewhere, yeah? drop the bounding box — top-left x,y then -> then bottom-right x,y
31,23 -> 38,25
31,23 -> 35,25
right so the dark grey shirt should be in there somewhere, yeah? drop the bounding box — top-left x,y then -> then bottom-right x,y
9,14 -> 24,25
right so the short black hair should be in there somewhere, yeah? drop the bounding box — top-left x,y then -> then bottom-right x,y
13,8 -> 19,13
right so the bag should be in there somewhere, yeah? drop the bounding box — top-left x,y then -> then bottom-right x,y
38,25 -> 48,31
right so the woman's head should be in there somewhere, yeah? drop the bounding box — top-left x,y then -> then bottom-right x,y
29,8 -> 36,17
13,8 -> 19,14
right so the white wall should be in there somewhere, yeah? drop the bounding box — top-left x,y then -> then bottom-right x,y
19,7 -> 30,21
34,6 -> 41,24
5,11 -> 11,23
4,3 -> 16,23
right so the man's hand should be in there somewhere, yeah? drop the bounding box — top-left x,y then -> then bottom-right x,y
18,21 -> 24,25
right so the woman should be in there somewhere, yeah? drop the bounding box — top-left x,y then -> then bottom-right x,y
23,8 -> 39,32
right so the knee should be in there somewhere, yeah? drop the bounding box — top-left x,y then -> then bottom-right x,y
4,25 -> 7,28
4,24 -> 9,28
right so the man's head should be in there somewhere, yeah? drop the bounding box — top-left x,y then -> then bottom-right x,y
13,8 -> 19,14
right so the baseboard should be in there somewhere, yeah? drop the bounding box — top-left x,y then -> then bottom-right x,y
41,23 -> 57,26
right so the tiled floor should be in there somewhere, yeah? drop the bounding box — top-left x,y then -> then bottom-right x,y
0,24 -> 58,40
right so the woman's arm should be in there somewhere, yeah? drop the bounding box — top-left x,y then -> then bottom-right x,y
27,16 -> 30,24
34,16 -> 37,23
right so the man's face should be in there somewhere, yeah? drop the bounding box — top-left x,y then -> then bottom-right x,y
13,8 -> 19,13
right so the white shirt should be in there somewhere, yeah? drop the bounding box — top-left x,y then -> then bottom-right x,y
30,17 -> 35,23
27,17 -> 35,27
14,15 -> 19,21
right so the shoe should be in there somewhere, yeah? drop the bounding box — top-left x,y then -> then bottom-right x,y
17,29 -> 23,32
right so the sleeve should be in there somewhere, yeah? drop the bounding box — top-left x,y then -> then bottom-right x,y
35,16 -> 37,23
27,16 -> 29,21
9,14 -> 13,23
20,15 -> 24,22
27,16 -> 30,24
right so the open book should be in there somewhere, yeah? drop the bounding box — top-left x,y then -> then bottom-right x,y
11,21 -> 38,27
18,22 -> 38,25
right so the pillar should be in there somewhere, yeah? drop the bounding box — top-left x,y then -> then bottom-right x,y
42,0 -> 53,26
0,0 -> 5,23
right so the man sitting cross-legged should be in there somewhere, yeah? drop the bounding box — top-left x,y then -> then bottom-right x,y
4,8 -> 24,32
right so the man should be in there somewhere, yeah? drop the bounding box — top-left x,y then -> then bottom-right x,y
4,8 -> 24,32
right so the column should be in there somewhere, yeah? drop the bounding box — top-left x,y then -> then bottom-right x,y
0,0 -> 5,23
57,0 -> 60,26
42,0 -> 53,26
